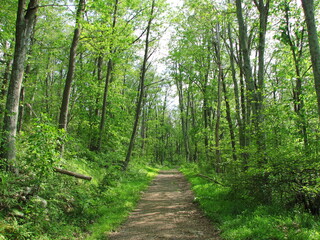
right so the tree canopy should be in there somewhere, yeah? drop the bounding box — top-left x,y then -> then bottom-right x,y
1,0 -> 320,239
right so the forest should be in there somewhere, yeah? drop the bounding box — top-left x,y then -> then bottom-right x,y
1,0 -> 320,239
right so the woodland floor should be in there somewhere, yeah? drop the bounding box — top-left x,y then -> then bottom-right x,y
107,170 -> 221,240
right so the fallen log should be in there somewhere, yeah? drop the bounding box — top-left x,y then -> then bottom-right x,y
54,167 -> 92,181
196,173 -> 224,186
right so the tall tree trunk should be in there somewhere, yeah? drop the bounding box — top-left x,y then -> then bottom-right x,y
175,65 -> 190,162
58,0 -> 85,130
202,60 -> 212,163
222,77 -> 237,162
235,0 -> 252,165
0,0 -> 38,172
140,91 -> 148,154
235,0 -> 255,120
254,0 -> 270,156
226,22 -> 241,161
214,24 -> 223,172
97,0 -> 119,151
95,56 -> 104,117
301,0 -> 320,119
123,0 -> 155,170
0,45 -> 13,128
17,61 -> 32,133
236,0 -> 254,165
283,4 -> 308,149
97,59 -> 113,150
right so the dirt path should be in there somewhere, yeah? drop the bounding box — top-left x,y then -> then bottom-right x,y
108,170 -> 220,240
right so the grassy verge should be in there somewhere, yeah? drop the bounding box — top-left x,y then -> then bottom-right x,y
180,165 -> 320,240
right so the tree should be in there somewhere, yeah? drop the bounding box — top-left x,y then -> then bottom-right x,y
97,0 -> 119,151
301,0 -> 320,119
1,0 -> 39,172
123,0 -> 156,170
58,0 -> 86,131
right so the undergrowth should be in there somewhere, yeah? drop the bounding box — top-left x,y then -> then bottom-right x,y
180,164 -> 320,240
0,126 -> 159,240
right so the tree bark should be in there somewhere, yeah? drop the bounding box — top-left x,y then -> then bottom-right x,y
97,59 -> 113,150
283,4 -> 308,149
1,0 -> 39,172
0,47 -> 12,128
97,0 -> 119,151
213,24 -> 223,172
54,167 -> 92,181
301,0 -> 320,119
222,76 -> 237,162
175,65 -> 191,162
123,0 -> 155,170
235,0 -> 255,119
58,0 -> 85,131
254,0 -> 270,155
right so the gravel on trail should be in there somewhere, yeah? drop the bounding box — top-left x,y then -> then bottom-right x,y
108,170 -> 221,240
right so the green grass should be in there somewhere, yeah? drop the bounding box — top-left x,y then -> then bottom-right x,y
180,165 -> 320,240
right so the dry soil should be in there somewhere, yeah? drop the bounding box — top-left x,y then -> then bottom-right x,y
108,170 -> 220,240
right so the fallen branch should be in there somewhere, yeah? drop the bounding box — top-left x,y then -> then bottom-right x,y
196,174 -> 224,186
54,167 -> 92,181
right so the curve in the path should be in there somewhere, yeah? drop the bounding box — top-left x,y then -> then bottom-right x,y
108,170 -> 220,240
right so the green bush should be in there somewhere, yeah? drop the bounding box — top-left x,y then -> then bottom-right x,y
181,165 -> 320,240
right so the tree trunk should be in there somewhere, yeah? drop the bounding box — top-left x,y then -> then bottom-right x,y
283,4 -> 308,149
235,0 -> 255,120
235,0 -> 252,164
227,22 -> 243,153
301,0 -> 320,119
97,0 -> 119,151
222,76 -> 237,162
1,0 -> 38,172
97,59 -> 113,150
254,0 -> 270,156
58,0 -> 85,131
214,24 -> 223,172
175,65 -> 190,162
123,0 -> 155,170
0,47 -> 12,128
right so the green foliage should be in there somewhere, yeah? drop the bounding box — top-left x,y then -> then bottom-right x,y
0,143 -> 158,240
19,117 -> 66,181
181,165 -> 320,240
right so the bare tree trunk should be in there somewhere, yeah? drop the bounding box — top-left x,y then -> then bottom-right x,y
254,0 -> 270,156
301,0 -> 320,119
214,24 -> 223,172
235,0 -> 255,119
97,0 -> 119,151
222,77 -> 237,162
225,21 -> 247,163
1,0 -> 38,172
17,63 -> 31,133
235,0 -> 252,165
0,45 -> 12,128
283,4 -> 308,149
97,59 -> 113,150
140,92 -> 148,154
175,65 -> 190,162
95,56 -> 103,117
123,0 -> 155,170
58,0 -> 85,131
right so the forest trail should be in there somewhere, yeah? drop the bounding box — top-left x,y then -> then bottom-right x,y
108,170 -> 220,240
